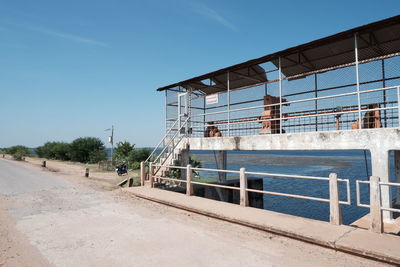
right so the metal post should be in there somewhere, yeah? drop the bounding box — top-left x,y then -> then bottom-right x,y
329,173 -> 342,225
314,74 -> 318,131
140,161 -> 145,186
165,90 -> 168,134
381,60 -> 387,128
278,57 -> 283,134
111,125 -> 114,160
203,95 -> 206,136
397,86 -> 400,127
369,176 -> 383,233
354,34 -> 362,129
186,164 -> 193,196
186,90 -> 190,136
178,86 -> 181,130
240,168 -> 248,206
227,71 -> 230,137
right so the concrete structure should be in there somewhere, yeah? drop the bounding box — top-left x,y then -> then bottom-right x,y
145,16 -> 400,227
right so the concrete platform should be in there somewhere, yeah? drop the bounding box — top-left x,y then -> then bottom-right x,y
124,186 -> 400,265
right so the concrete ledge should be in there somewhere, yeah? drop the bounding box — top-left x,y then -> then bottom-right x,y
123,187 -> 400,265
187,128 -> 400,151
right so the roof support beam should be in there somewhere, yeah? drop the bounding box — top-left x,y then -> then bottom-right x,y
231,71 -> 265,83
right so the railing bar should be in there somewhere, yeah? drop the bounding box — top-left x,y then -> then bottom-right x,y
190,181 -> 240,190
381,207 -> 400,212
190,106 -> 398,129
153,165 -> 187,169
246,188 -> 330,203
379,182 -> 400,186
245,171 -> 329,180
191,167 -> 241,174
155,176 -> 187,183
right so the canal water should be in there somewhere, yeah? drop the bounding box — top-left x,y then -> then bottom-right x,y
191,150 -> 398,225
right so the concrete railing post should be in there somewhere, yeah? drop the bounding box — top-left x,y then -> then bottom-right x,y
329,173 -> 342,225
42,160 -> 46,168
369,176 -> 383,233
186,164 -> 193,196
240,168 -> 248,207
149,163 -> 154,188
140,162 -> 145,186
85,168 -> 89,178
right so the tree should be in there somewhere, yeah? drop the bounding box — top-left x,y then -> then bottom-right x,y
113,141 -> 135,163
68,137 -> 107,163
36,142 -> 70,161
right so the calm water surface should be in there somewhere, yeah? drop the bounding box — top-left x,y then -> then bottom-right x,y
191,150 -> 397,225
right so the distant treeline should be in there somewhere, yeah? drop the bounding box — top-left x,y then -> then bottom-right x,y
1,138 -> 151,169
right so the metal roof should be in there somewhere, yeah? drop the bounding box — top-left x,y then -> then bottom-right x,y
157,15 -> 400,94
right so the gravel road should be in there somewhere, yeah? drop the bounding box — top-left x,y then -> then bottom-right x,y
0,158 -> 391,267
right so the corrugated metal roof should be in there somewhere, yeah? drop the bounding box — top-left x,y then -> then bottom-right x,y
157,15 -> 400,94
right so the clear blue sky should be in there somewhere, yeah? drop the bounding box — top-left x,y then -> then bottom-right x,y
1,0 -> 399,148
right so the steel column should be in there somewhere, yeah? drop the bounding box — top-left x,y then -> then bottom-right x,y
279,57 -> 283,134
355,34 -> 362,129
227,71 -> 230,136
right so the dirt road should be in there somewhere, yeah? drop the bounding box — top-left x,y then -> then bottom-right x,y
0,158 -> 391,267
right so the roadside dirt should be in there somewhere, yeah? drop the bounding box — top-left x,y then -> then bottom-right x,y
0,197 -> 51,267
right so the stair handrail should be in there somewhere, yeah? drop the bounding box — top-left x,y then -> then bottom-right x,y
145,119 -> 179,163
152,117 -> 189,165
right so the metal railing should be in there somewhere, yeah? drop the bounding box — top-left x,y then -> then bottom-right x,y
145,118 -> 179,163
141,163 -> 350,226
186,85 -> 400,137
143,117 -> 190,177
356,177 -> 400,233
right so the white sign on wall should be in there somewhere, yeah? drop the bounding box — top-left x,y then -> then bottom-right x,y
206,94 -> 219,105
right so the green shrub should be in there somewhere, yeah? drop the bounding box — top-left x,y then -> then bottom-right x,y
127,148 -> 151,163
5,145 -> 31,161
130,161 -> 141,170
68,137 -> 107,163
168,155 -> 202,179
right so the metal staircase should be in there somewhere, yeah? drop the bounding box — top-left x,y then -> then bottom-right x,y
145,117 -> 189,179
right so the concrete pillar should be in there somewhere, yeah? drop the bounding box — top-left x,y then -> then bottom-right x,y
186,164 -> 193,196
149,163 -> 154,188
180,149 -> 190,180
369,176 -> 383,233
329,173 -> 342,225
370,149 -> 391,221
394,150 -> 400,205
216,150 -> 227,182
140,161 -> 145,186
240,168 -> 248,207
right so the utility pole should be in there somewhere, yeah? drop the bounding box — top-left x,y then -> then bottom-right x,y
105,125 -> 114,161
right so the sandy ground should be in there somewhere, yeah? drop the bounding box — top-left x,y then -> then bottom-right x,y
0,157 -> 392,266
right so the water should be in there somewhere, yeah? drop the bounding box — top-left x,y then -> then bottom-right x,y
191,150 -> 398,225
